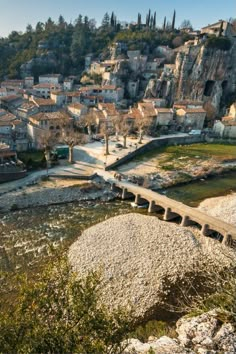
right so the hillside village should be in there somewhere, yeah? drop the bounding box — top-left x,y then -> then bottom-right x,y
0,16 -> 236,176
1,8 -> 236,353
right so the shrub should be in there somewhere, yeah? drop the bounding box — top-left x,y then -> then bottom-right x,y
205,37 -> 232,51
0,257 -> 133,353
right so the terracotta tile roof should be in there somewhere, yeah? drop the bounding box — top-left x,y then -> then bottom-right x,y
174,100 -> 203,106
184,108 -> 206,113
222,120 -> 236,126
30,111 -> 72,122
33,98 -> 56,106
102,85 -> 117,90
0,95 -> 21,102
129,108 -> 143,119
39,74 -> 61,78
138,103 -> 157,117
68,102 -> 85,109
79,85 -> 101,92
177,108 -> 206,114
157,108 -> 173,113
34,83 -> 61,89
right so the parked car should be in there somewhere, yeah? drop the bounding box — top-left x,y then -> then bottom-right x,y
115,143 -> 123,148
188,129 -> 202,135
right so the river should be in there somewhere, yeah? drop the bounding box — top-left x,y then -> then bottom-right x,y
0,170 -> 235,274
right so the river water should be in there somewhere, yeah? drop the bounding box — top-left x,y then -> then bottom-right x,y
1,170 -> 236,274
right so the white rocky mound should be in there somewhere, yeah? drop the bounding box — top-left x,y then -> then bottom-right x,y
198,192 -> 236,226
69,213 -> 234,319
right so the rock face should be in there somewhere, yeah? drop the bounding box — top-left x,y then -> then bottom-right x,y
145,42 -> 236,114
124,310 -> 236,353
69,213 -> 234,320
176,310 -> 236,354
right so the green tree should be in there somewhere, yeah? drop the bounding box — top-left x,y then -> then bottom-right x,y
0,257 -> 133,353
102,12 -> 110,28
171,10 -> 176,31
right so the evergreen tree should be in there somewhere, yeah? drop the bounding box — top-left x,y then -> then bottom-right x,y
111,11 -> 115,27
163,16 -> 166,31
58,15 -> 66,29
102,12 -> 110,28
153,12 -> 156,29
172,10 -> 176,31
137,13 -> 142,29
146,9 -> 151,28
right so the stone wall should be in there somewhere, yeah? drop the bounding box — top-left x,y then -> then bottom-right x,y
105,135 -> 204,171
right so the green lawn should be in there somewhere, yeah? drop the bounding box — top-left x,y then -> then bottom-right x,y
136,143 -> 236,164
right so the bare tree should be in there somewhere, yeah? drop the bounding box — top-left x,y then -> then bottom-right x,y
112,114 -> 122,141
100,120 -> 113,155
61,125 -> 87,164
80,109 -> 97,140
36,129 -> 58,175
135,116 -> 150,144
120,117 -> 131,148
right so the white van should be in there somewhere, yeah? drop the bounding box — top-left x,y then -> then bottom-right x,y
188,130 -> 201,135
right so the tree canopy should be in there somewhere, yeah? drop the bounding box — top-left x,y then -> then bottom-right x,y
0,257 -> 133,353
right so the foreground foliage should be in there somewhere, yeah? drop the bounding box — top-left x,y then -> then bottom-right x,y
0,258 -> 133,353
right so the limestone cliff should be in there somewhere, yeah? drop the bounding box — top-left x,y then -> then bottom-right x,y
145,42 -> 236,114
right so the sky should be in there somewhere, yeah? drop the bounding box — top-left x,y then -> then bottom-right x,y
0,0 -> 235,37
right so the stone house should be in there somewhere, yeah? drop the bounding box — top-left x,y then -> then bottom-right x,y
50,91 -> 67,106
79,85 -> 124,103
24,77 -> 34,88
67,103 -> 88,121
33,83 -> 62,99
127,80 -> 139,99
0,95 -> 23,114
0,110 -> 16,135
213,102 -> 236,139
175,107 -> 206,131
213,120 -> 236,139
201,21 -> 236,39
1,80 -> 24,91
17,102 -> 39,119
38,74 -> 62,85
30,97 -> 57,112
63,78 -> 74,91
156,108 -> 174,131
228,103 -> 236,118
27,111 -> 73,148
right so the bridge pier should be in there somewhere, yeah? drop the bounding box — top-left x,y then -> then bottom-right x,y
135,194 -> 141,204
222,234 -> 231,246
164,207 -> 180,221
201,224 -> 209,236
122,187 -> 128,200
111,183 -> 116,191
148,201 -> 155,213
181,215 -> 190,227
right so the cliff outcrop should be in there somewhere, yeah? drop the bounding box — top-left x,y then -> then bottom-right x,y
145,41 -> 236,114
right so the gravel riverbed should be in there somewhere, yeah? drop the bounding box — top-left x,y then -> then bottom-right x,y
69,213 -> 235,320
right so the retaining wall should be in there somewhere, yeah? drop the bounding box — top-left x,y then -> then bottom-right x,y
105,135 -> 204,171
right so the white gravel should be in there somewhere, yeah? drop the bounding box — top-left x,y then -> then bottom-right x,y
198,193 -> 236,226
69,213 -> 235,319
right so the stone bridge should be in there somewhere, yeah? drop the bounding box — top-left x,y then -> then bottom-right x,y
107,177 -> 236,248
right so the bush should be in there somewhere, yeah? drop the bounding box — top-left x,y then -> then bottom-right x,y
0,257 -> 133,353
205,37 -> 232,51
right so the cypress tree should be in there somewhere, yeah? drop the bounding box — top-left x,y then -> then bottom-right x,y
163,16 -> 166,31
153,11 -> 156,29
172,10 -> 176,31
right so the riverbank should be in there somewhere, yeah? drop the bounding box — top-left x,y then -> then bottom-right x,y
198,192 -> 236,226
0,176 -> 116,213
117,143 -> 236,189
